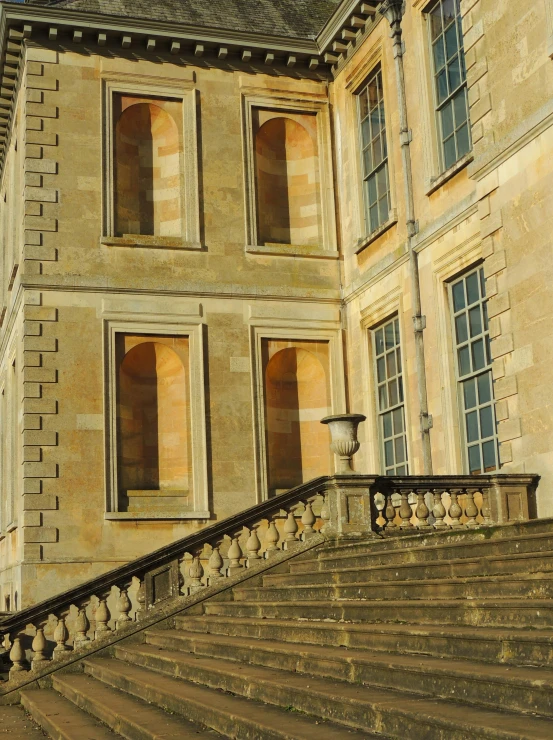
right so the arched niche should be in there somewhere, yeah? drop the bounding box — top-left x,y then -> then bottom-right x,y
117,339 -> 191,509
114,99 -> 182,237
264,345 -> 331,494
254,115 -> 321,247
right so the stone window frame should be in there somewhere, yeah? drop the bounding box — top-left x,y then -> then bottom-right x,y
359,288 -> 412,475
249,319 -> 346,503
101,73 -> 201,251
104,316 -> 209,521
0,344 -> 19,536
241,88 -> 338,259
343,42 -> 398,255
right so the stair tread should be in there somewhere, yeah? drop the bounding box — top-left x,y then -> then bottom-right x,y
52,673 -> 220,738
20,689 -> 120,739
145,627 -> 553,687
176,615 -> 553,642
206,597 -> 553,607
315,529 -> 553,562
111,645 -> 553,738
0,705 -> 47,738
82,657 -> 377,739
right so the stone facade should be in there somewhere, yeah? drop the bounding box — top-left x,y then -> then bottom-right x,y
0,0 -> 552,608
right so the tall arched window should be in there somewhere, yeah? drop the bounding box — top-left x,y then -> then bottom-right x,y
263,341 -> 331,495
114,97 -> 182,237
254,114 -> 321,247
116,336 -> 192,512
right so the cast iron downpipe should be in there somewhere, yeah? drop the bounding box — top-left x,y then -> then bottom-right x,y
380,0 -> 433,474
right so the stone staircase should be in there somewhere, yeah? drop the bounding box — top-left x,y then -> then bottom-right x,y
6,517 -> 553,739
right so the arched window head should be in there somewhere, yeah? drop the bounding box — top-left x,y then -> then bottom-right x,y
114,97 -> 182,237
254,114 -> 322,247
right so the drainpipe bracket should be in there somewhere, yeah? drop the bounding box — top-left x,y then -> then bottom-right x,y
420,413 -> 433,432
400,129 -> 413,146
413,314 -> 426,332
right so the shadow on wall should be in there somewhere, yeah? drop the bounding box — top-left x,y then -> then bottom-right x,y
254,113 -> 322,247
114,96 -> 183,237
263,341 -> 332,495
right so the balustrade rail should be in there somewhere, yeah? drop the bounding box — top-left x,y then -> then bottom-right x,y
0,471 -> 538,686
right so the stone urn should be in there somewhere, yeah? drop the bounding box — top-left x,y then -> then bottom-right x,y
321,413 -> 366,474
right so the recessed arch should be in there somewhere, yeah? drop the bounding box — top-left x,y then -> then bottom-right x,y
114,99 -> 182,237
254,115 -> 322,247
117,338 -> 192,504
264,343 -> 331,494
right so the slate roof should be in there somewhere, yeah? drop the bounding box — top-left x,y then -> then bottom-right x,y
27,0 -> 341,40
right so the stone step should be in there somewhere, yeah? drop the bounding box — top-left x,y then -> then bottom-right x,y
144,627 -> 553,718
201,597 -> 553,627
175,614 -> 553,665
106,644 -> 553,739
292,531 -> 553,573
320,519 -> 553,559
268,549 -> 553,586
0,705 -> 49,739
81,656 -> 376,739
232,573 -> 553,602
51,672 -> 220,738
20,689 -> 120,739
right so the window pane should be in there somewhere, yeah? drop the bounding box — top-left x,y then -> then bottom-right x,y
385,322 -> 395,349
359,90 -> 369,119
466,272 -> 480,304
429,7 -> 443,40
466,410 -> 479,442
455,313 -> 468,344
453,88 -> 468,125
375,328 -> 384,355
373,136 -> 383,167
398,376 -> 404,402
452,280 -> 465,311
442,101 -> 454,138
433,39 -> 446,71
477,372 -> 492,404
393,407 -> 404,434
447,57 -> 461,92
463,378 -> 477,410
361,118 -> 371,148
396,464 -> 407,475
363,148 -> 372,177
378,196 -> 389,225
386,351 -> 397,377
369,204 -> 379,230
472,339 -> 485,371
468,444 -> 481,474
458,345 -> 471,376
437,70 -> 448,103
444,135 -> 456,169
385,440 -> 394,466
482,440 -> 497,472
480,405 -> 494,439
395,436 -> 405,464
468,306 -> 482,337
367,176 -> 377,205
445,22 -> 459,60
379,385 -> 387,411
383,411 -> 393,439
377,356 -> 386,382
389,379 -> 399,406
457,124 -> 470,159
442,0 -> 456,27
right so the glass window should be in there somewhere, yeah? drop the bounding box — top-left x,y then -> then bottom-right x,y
427,0 -> 471,171
358,67 -> 390,234
450,267 -> 499,474
372,317 -> 409,475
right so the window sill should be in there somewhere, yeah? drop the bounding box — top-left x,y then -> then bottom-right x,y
5,521 -> 17,534
426,153 -> 474,196
246,244 -> 339,260
355,215 -> 398,255
102,235 -> 203,251
105,511 -> 211,521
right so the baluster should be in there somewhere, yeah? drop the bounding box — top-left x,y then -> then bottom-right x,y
228,536 -> 244,573
415,489 -> 430,527
189,553 -> 205,593
95,596 -> 112,638
208,545 -> 224,581
481,487 -> 493,525
432,489 -> 447,528
116,586 -> 132,628
53,616 -> 70,659
449,489 -> 463,528
74,605 -> 91,647
9,636 -> 27,678
283,510 -> 299,545
31,627 -> 49,671
136,579 -> 146,620
178,558 -> 186,596
265,518 -> 280,556
384,492 -> 397,528
246,527 -> 262,564
464,488 -> 479,527
399,490 -> 414,529
301,501 -> 317,538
